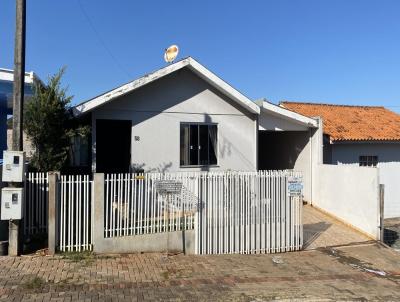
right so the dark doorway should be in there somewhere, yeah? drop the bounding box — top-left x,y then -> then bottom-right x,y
258,131 -> 308,170
96,119 -> 131,173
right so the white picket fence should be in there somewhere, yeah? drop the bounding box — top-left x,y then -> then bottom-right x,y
104,170 -> 303,255
58,175 -> 93,252
23,173 -> 49,236
196,171 -> 303,254
23,170 -> 302,255
105,173 -> 197,238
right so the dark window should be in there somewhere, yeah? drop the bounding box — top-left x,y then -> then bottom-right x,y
359,155 -> 378,167
180,123 -> 217,166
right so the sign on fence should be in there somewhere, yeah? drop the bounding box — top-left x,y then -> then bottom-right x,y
288,176 -> 303,196
155,180 -> 183,195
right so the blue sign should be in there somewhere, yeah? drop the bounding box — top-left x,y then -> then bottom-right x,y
288,177 -> 303,195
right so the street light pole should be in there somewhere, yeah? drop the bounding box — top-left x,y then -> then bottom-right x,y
9,0 -> 26,256
12,0 -> 26,150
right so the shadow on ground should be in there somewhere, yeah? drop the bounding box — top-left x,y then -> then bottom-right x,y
303,221 -> 331,249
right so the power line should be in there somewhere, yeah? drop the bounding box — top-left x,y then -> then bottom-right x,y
76,0 -> 131,79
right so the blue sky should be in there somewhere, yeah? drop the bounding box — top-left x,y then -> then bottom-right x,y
1,0 -> 400,110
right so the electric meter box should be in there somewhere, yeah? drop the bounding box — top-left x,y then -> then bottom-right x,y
1,187 -> 23,220
2,151 -> 25,183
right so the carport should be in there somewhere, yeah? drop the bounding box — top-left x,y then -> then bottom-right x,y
257,100 -> 322,202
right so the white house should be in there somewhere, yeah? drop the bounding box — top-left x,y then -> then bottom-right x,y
73,57 -> 322,202
0,68 -> 39,159
282,101 -> 400,218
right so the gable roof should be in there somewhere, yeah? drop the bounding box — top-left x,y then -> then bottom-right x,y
73,57 -> 260,116
280,101 -> 400,142
256,99 -> 318,128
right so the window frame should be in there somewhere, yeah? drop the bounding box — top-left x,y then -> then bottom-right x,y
359,155 -> 378,167
179,122 -> 219,167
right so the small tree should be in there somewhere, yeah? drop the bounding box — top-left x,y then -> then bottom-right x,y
24,68 -> 88,171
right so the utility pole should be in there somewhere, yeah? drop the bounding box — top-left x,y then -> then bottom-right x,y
9,0 -> 26,256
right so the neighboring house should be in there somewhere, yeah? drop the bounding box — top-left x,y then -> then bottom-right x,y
6,127 -> 35,159
281,101 -> 400,218
73,57 -> 322,202
0,68 -> 39,158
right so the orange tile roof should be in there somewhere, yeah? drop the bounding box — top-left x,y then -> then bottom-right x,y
280,101 -> 400,142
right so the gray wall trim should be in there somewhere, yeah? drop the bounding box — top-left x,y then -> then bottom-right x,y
94,230 -> 195,254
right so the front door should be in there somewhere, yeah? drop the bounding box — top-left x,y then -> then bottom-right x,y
96,119 -> 131,173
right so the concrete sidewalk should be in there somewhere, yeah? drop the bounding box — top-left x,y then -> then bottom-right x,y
0,242 -> 399,301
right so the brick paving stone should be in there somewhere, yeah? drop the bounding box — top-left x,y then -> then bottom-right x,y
0,242 -> 400,301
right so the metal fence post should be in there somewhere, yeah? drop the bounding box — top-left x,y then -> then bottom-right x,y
48,172 -> 59,255
379,184 -> 385,242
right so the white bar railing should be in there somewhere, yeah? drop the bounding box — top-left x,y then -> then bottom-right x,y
23,172 -> 49,236
23,170 -> 301,254
196,170 -> 303,255
104,171 -> 303,255
105,173 -> 197,238
59,175 -> 93,252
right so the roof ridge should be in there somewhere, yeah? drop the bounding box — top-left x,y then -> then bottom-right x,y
280,101 -> 385,109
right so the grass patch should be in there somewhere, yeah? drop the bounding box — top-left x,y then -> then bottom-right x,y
61,250 -> 95,265
160,267 -> 187,280
23,277 -> 45,290
160,271 -> 170,280
60,251 -> 116,266
96,254 -> 116,260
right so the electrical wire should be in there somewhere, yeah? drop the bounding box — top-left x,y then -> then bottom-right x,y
76,0 -> 132,79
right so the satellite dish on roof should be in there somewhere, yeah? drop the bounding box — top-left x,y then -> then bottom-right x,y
164,45 -> 179,63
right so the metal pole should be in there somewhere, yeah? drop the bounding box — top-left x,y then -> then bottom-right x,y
9,0 -> 26,256
166,193 -> 170,256
379,184 -> 385,243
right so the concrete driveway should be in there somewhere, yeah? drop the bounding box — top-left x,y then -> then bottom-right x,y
303,204 -> 373,249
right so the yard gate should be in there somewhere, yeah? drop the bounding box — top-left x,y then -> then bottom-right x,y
195,171 -> 303,254
24,173 -> 49,236
103,170 -> 303,255
58,175 -> 93,251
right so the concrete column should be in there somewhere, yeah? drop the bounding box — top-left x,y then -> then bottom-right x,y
48,172 -> 59,255
8,220 -> 19,256
92,173 -> 104,252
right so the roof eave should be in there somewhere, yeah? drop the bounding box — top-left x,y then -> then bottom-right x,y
259,100 -> 318,128
331,139 -> 400,144
73,57 -> 260,117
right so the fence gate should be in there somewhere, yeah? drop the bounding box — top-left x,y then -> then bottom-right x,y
23,173 -> 93,252
58,175 -> 93,252
195,171 -> 303,254
23,173 -> 49,236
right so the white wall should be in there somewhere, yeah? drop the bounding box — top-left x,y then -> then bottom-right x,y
258,113 -> 309,131
378,163 -> 400,218
294,118 -> 322,203
257,113 -> 322,203
332,143 -> 400,218
314,164 -> 380,239
92,68 -> 258,172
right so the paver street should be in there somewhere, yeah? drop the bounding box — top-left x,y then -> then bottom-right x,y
0,242 -> 399,301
